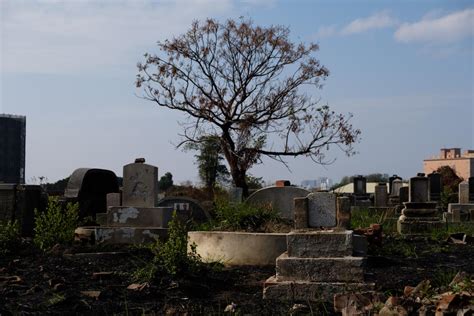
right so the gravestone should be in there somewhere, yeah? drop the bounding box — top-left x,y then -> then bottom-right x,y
336,196 -> 351,229
391,179 -> 403,197
459,182 -> 469,204
399,186 -> 409,204
397,174 -> 442,234
122,161 -> 158,208
427,172 -> 442,201
307,192 -> 337,227
293,197 -> 309,229
353,176 -> 367,195
374,183 -> 388,207
388,175 -> 402,195
157,196 -> 210,223
106,193 -> 121,209
246,186 -> 310,220
469,177 -> 474,203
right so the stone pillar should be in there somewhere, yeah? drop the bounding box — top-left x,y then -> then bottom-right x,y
122,160 -> 159,207
391,179 -> 403,197
336,196 -> 351,229
468,177 -> 474,203
293,197 -> 309,229
409,175 -> 430,202
459,182 -> 469,204
353,176 -> 366,195
428,172 -> 442,201
374,183 -> 388,207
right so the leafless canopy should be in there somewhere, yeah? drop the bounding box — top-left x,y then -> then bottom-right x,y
136,18 -> 360,192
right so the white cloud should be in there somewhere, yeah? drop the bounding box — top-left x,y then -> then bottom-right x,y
0,0 -> 236,74
395,8 -> 474,43
315,25 -> 338,39
341,11 -> 398,35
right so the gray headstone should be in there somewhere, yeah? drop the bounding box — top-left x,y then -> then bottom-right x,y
409,176 -> 429,203
106,193 -> 121,209
122,162 -> 158,208
388,175 -> 402,195
307,192 -> 337,227
374,183 -> 388,207
459,182 -> 469,204
229,187 -> 243,204
246,186 -> 310,220
391,179 -> 403,197
157,196 -> 210,222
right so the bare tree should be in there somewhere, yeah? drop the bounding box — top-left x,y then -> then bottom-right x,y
136,18 -> 360,196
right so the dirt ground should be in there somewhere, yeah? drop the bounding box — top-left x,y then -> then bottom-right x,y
1,237 -> 473,315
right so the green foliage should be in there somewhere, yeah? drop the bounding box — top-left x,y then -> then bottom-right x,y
207,199 -> 282,232
437,165 -> 463,192
245,174 -> 264,190
34,197 -> 79,251
351,208 -> 397,234
158,172 -> 174,191
0,220 -> 21,255
44,177 -> 70,193
430,222 -> 474,241
134,212 -> 203,282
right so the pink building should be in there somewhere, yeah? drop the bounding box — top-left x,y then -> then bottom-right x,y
423,148 -> 474,180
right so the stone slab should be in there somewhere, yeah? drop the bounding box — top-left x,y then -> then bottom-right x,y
448,203 -> 474,214
286,230 -> 353,258
307,192 -> 337,227
397,215 -> 444,234
275,252 -> 365,282
107,206 -> 173,228
75,226 -> 168,244
122,162 -> 158,208
263,275 -> 374,302
106,193 -> 121,209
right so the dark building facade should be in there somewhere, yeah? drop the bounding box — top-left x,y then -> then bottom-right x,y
0,114 -> 26,184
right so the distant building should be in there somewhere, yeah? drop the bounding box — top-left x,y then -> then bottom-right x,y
423,148 -> 474,180
0,114 -> 26,183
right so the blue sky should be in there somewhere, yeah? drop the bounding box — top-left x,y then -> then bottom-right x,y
1,0 -> 473,185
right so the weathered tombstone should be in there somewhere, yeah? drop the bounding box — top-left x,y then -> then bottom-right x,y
468,177 -> 474,203
397,174 -> 442,234
293,197 -> 308,229
307,192 -> 337,227
246,186 -> 310,220
427,172 -> 442,201
122,161 -> 158,208
409,175 -> 429,202
157,196 -> 210,222
459,181 -> 469,204
228,187 -> 243,204
374,183 -> 388,207
391,179 -> 403,197
388,175 -> 402,195
336,196 -> 351,229
353,176 -> 367,195
106,193 -> 121,209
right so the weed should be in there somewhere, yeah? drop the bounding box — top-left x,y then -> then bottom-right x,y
0,220 -> 21,255
34,197 -> 79,251
351,208 -> 397,234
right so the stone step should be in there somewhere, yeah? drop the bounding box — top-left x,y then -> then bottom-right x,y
75,226 -> 168,244
286,230 -> 353,258
107,206 -> 173,228
263,275 -> 374,302
275,252 -> 365,282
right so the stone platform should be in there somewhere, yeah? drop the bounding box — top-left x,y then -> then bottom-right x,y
75,226 -> 168,244
107,206 -> 173,228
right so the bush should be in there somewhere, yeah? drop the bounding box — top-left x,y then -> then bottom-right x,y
0,220 -> 21,255
209,199 -> 282,232
34,197 -> 79,251
134,211 -> 203,282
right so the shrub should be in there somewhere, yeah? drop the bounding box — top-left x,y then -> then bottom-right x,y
34,197 -> 79,251
134,211 -> 203,282
0,220 -> 21,255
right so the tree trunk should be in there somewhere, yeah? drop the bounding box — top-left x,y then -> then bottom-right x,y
230,166 -> 249,198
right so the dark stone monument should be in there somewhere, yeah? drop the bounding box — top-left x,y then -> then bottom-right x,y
352,175 -> 370,207
64,168 -> 119,218
427,172 -> 442,202
397,174 -> 443,234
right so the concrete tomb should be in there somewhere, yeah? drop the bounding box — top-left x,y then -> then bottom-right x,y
246,183 -> 310,220
397,174 -> 443,234
443,182 -> 474,223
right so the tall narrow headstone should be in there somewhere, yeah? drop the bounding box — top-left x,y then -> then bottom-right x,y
374,183 -> 388,207
459,182 -> 469,204
469,177 -> 474,203
353,176 -> 366,195
293,197 -> 309,229
399,186 -> 409,205
388,175 -> 402,195
409,176 -> 430,202
427,172 -> 442,201
391,179 -> 403,197
336,196 -> 351,229
122,160 -> 158,208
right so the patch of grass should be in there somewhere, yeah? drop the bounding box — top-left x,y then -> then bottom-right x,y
351,208 -> 397,234
372,237 -> 418,258
34,197 -> 79,251
200,198 -> 286,232
0,220 -> 21,255
430,222 -> 474,241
